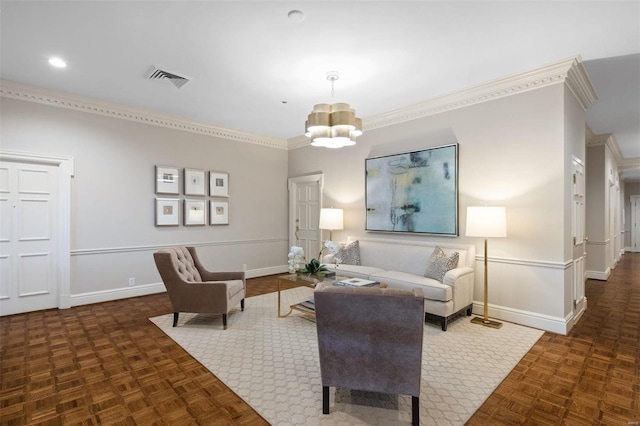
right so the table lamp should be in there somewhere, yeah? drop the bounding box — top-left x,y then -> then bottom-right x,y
466,206 -> 507,329
319,208 -> 343,241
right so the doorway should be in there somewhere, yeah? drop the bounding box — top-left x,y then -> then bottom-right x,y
0,151 -> 73,315
288,174 -> 323,262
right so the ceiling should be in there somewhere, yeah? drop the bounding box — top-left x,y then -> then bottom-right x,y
1,1 -> 639,179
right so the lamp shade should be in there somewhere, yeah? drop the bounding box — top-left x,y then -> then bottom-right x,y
466,206 -> 507,238
319,208 -> 344,231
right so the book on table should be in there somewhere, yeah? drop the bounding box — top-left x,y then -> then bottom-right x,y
334,277 -> 379,287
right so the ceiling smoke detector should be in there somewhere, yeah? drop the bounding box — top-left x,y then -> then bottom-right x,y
145,66 -> 190,89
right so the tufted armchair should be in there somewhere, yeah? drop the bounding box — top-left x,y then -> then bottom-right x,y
153,246 -> 245,329
314,282 -> 424,425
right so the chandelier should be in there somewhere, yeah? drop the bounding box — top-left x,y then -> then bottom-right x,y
305,71 -> 363,149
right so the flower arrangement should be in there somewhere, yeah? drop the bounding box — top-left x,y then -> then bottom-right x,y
287,241 -> 342,275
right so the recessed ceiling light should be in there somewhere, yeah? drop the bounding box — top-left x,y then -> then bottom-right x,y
288,10 -> 304,23
48,57 -> 67,68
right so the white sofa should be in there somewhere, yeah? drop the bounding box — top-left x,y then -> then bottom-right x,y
323,236 -> 476,331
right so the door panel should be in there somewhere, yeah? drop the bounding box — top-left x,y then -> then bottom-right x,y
289,174 -> 323,262
0,161 -> 59,315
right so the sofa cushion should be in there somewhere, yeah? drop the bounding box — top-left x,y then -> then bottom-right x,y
325,264 -> 386,280
370,271 -> 452,302
424,246 -> 459,282
335,240 -> 361,265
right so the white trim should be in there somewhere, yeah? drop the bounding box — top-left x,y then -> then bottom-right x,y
288,55 -> 598,150
472,302 -> 570,335
0,150 -> 74,309
70,282 -> 166,307
0,79 -> 288,150
245,265 -> 289,279
585,269 -> 611,281
71,237 -> 288,256
1,56 -> 598,155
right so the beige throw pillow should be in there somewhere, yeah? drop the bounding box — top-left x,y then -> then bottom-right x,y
334,240 -> 361,265
424,246 -> 459,282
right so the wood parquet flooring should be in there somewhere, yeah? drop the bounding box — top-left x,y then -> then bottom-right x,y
1,255 -> 638,425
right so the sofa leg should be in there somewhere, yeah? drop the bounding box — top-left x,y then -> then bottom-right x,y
173,312 -> 179,327
322,386 -> 329,414
222,314 -> 227,329
412,396 -> 419,425
241,299 -> 245,311
441,317 -> 447,331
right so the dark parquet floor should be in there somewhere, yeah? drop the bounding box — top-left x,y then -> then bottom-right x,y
1,254 -> 638,425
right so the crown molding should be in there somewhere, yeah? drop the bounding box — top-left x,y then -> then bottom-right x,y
0,79 -> 288,150
620,157 -> 640,170
288,55 -> 598,150
587,133 -> 626,164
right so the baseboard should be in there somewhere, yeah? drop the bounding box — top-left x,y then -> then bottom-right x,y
585,269 -> 610,280
472,302 -> 570,335
245,265 -> 288,279
70,282 -> 166,307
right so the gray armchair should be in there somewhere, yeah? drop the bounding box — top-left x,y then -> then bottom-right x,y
314,283 -> 424,425
153,246 -> 245,329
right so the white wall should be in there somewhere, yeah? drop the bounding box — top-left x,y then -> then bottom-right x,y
290,83 -> 583,333
1,97 -> 289,303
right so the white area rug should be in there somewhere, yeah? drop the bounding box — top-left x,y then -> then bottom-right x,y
150,287 -> 543,425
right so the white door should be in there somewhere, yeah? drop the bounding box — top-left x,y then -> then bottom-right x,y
0,161 -> 60,315
632,195 -> 640,252
572,157 -> 586,308
288,174 -> 323,262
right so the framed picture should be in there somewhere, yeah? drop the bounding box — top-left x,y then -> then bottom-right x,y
184,199 -> 207,226
210,200 -> 229,225
209,171 -> 229,197
365,143 -> 458,236
184,168 -> 206,196
156,166 -> 180,195
155,198 -> 180,226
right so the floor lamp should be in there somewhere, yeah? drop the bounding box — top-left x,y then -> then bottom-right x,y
319,208 -> 343,242
466,206 -> 507,329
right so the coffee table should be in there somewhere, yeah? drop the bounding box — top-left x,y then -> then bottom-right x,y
277,273 -> 381,318
277,273 -> 329,318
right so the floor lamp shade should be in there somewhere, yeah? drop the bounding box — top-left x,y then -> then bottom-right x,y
319,208 -> 343,241
466,206 -> 507,238
466,206 -> 507,329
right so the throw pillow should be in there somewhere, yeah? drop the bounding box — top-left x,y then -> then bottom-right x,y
424,246 -> 459,282
334,240 -> 361,265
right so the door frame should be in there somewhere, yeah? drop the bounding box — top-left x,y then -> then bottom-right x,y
287,173 -> 324,250
1,150 -> 74,309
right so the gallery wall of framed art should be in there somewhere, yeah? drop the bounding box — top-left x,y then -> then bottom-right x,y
154,165 -> 230,226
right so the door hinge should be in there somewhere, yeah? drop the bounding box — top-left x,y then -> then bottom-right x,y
573,174 -> 576,184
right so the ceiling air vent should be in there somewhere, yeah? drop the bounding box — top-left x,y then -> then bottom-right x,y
145,66 -> 190,89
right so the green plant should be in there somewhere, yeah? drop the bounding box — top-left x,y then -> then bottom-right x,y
298,258 -> 327,274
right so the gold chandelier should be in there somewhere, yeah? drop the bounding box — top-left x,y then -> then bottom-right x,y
305,72 -> 363,149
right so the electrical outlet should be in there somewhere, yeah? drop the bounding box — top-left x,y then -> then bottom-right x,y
242,264 -> 247,271
128,277 -> 135,287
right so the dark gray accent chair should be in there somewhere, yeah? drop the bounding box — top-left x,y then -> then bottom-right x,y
153,246 -> 245,329
314,283 -> 424,425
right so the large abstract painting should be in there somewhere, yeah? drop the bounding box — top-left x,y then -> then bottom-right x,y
365,144 -> 458,235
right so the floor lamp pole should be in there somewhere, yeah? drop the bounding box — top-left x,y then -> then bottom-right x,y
471,238 -> 502,329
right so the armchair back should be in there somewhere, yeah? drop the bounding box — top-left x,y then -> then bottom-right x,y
314,284 -> 424,397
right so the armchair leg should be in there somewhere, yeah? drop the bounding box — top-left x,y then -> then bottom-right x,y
173,312 -> 179,327
241,299 -> 245,311
222,314 -> 227,329
322,386 -> 329,414
411,396 -> 419,425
